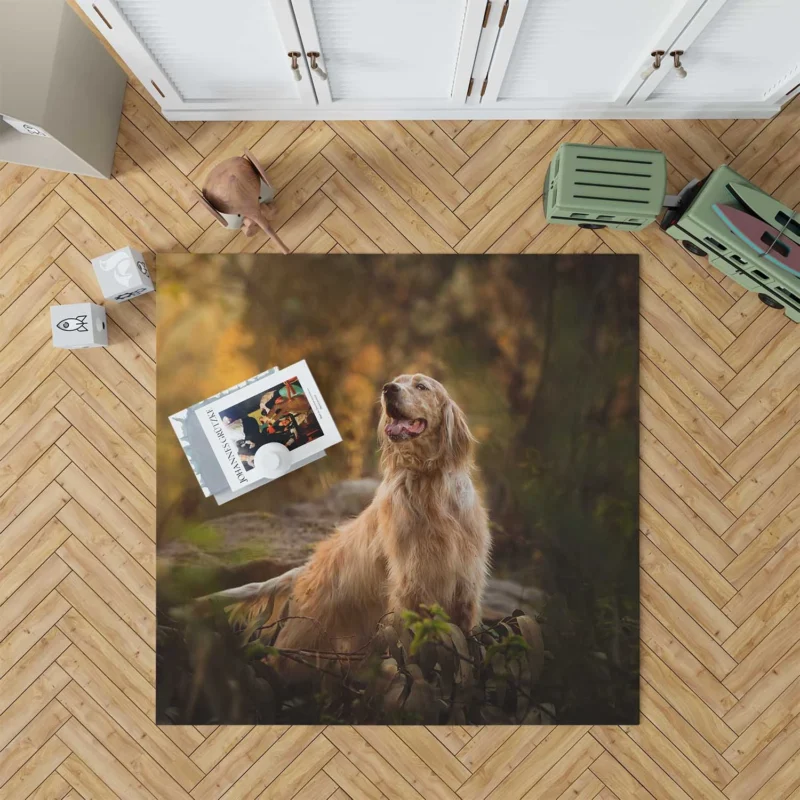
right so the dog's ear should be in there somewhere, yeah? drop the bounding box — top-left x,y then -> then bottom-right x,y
442,399 -> 473,466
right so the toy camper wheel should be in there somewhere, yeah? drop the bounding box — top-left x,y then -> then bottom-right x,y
681,240 -> 707,257
758,293 -> 784,310
578,223 -> 606,230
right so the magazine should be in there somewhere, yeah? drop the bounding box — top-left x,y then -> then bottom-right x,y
194,360 -> 341,492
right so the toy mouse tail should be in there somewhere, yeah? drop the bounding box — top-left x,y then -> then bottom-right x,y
255,212 -> 290,255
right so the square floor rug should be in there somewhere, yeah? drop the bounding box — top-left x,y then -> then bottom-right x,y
156,253 -> 639,725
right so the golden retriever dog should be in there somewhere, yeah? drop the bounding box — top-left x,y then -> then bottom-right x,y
214,374 -> 491,664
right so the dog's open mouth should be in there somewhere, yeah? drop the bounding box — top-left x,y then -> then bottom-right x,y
385,416 -> 427,441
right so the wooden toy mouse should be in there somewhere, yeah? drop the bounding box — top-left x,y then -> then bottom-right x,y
197,149 -> 290,254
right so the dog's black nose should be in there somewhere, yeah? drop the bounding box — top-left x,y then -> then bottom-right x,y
383,382 -> 399,396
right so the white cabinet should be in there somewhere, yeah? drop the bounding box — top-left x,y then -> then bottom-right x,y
290,0 -> 485,108
481,0 -> 705,107
631,0 -> 800,109
77,0 -> 800,120
81,0 -> 316,110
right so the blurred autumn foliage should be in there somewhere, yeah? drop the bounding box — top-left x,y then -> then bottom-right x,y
156,253 -> 639,724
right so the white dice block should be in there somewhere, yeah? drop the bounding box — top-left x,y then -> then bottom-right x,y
51,303 -> 108,349
91,246 -> 154,302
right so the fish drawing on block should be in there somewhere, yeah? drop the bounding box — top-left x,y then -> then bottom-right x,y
713,204 -> 800,276
57,315 -> 89,333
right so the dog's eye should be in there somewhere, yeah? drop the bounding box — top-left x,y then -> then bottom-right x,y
416,383 -> 428,391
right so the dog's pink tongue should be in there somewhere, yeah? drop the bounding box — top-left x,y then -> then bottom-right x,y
386,419 -> 409,436
386,418 -> 422,436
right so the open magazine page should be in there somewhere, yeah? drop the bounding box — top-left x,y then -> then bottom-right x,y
195,360 -> 342,492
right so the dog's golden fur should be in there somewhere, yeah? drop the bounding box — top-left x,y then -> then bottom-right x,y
218,374 -> 491,661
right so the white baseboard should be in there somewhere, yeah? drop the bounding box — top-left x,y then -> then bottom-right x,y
162,103 -> 780,122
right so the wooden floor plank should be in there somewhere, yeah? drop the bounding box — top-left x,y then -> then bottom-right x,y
0,228 -> 68,317
186,122 -> 238,158
57,644 -> 202,789
56,392 -> 155,501
0,193 -> 69,279
667,119 -> 735,171
189,726 -> 288,800
55,427 -> 154,538
56,681 -> 192,800
57,752 -> 123,800
641,391 -> 735,500
454,121 -> 506,155
590,726 -> 693,800
724,530 -> 800,620
723,389 -> 800,479
0,665 -> 69,756
364,120 -> 469,210
453,121 -> 539,192
262,121 -> 336,193
454,119 -> 579,230
722,349 -> 800,444
56,572 -> 153,683
0,592 -> 69,682
724,567 -> 800,662
0,170 -> 65,243
642,571 -> 738,681
456,728 -> 548,800
641,536 -> 736,644
0,483 -> 70,568
121,85 -> 202,176
640,642 -> 737,751
639,681 -> 737,790
323,133 -> 457,251
0,163 -> 36,206
116,116 -> 200,212
56,716 -> 158,800
322,751 -> 385,800
722,460 -> 800,553
55,465 -> 155,575
111,148 -> 203,249
400,121 -> 469,174
641,500 -> 736,608
640,356 -> 735,464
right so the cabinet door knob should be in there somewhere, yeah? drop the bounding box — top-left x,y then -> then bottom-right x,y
288,52 -> 302,81
641,50 -> 665,80
670,50 -> 687,79
307,52 -> 328,81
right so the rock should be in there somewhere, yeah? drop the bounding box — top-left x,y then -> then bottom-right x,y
159,479 -> 380,579
282,478 -> 380,520
482,577 -> 546,621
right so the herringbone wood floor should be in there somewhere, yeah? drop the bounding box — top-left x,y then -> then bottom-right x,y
2,69 -> 800,800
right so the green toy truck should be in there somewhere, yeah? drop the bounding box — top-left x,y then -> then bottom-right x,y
659,165 -> 800,322
544,143 -> 800,322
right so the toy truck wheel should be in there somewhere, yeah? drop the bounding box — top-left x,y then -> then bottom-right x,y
758,293 -> 784,310
578,223 -> 606,230
681,240 -> 707,257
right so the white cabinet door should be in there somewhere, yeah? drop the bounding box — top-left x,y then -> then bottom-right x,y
76,0 -> 316,111
290,0 -> 486,109
482,0 -> 707,110
633,0 -> 800,109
